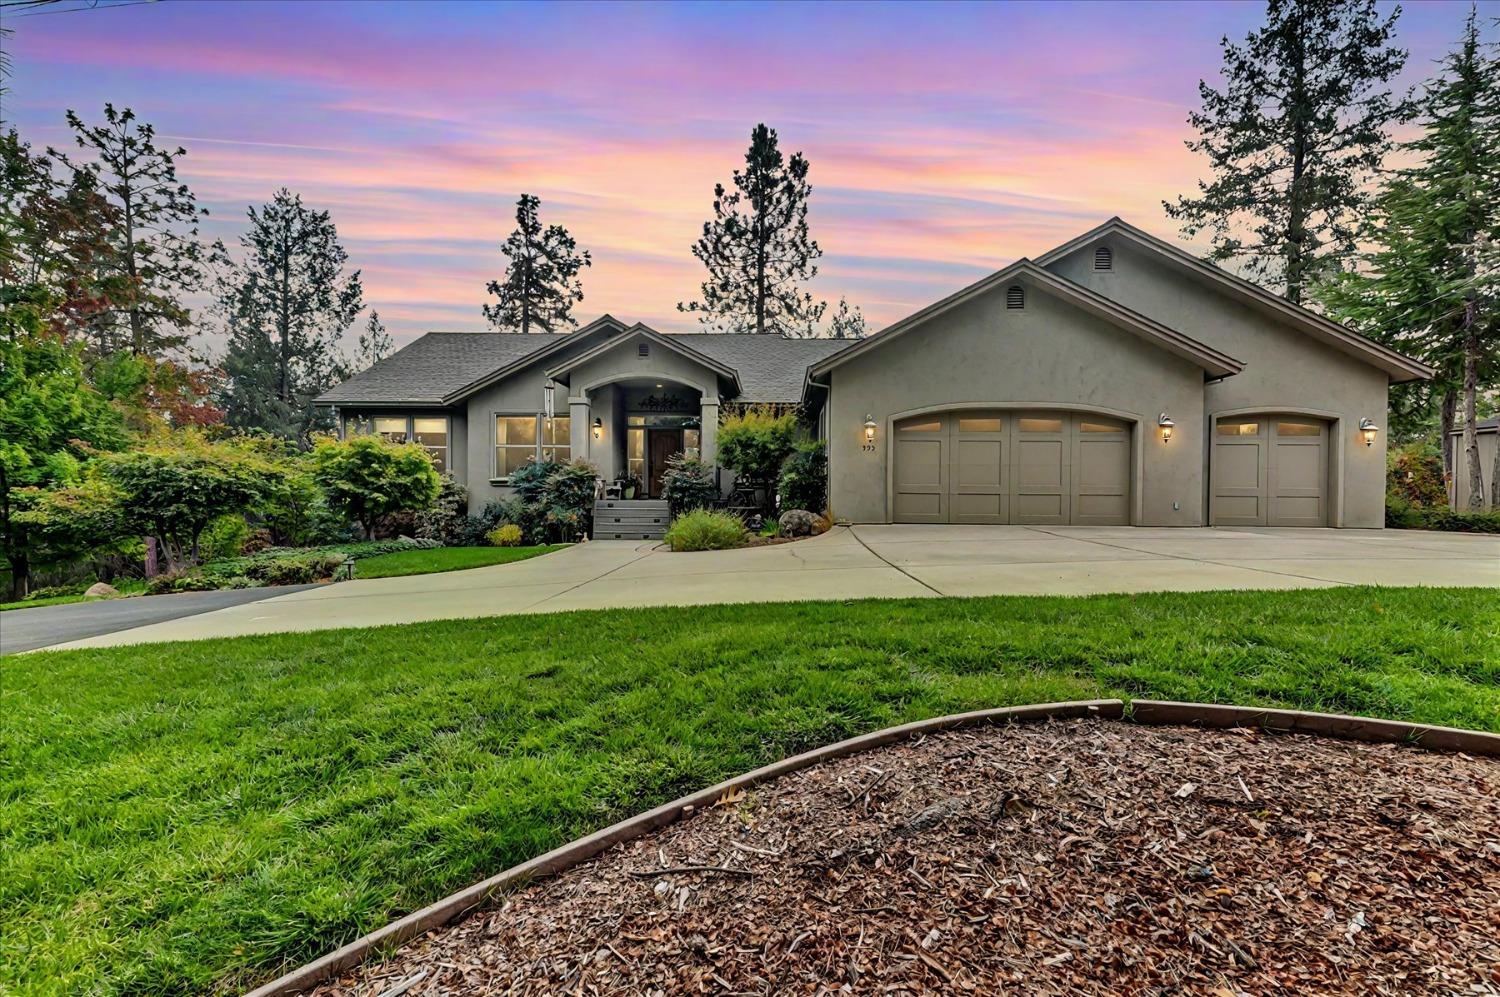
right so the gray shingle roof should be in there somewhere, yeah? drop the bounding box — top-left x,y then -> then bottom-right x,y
671,334 -> 853,402
317,329 -> 856,405
316,333 -> 555,404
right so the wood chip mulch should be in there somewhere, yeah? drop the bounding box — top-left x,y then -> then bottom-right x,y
309,719 -> 1500,996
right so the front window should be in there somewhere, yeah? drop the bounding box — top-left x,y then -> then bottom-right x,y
542,416 -> 571,462
683,428 -> 701,459
627,426 -> 645,481
373,417 -> 408,443
495,415 -> 538,478
412,418 -> 448,472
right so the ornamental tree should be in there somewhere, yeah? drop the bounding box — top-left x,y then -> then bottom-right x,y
97,433 -> 281,570
309,434 -> 441,539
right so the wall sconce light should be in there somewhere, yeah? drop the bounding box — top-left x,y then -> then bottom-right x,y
1157,412 -> 1175,443
1359,417 -> 1379,447
863,415 -> 878,444
592,417 -> 603,440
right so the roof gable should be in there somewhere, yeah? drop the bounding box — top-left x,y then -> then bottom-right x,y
808,259 -> 1244,381
1035,218 -> 1433,383
545,324 -> 743,395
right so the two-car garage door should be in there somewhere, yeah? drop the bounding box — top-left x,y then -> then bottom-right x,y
893,410 -> 1131,525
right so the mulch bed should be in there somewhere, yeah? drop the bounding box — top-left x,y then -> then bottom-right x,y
310,719 -> 1500,996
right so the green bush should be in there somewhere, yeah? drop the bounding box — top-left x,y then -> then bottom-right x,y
199,514 -> 250,562
717,407 -> 799,490
777,439 -> 827,514
1387,442 -> 1446,507
661,454 -> 718,517
487,524 -> 523,547
663,509 -> 746,552
507,459 -> 563,505
24,583 -> 88,601
309,435 -> 441,539
1386,495 -> 1500,533
200,538 -> 438,581
144,570 -> 218,595
415,474 -> 470,545
541,460 -> 599,541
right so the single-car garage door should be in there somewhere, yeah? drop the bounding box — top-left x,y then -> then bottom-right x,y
893,410 -> 1131,525
1211,416 -> 1329,527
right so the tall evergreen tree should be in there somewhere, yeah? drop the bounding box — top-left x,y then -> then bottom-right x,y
483,194 -> 590,334
1166,0 -> 1410,304
215,188 -> 362,441
50,105 -> 218,356
826,296 -> 867,339
1318,8 -> 1500,506
680,124 -> 824,335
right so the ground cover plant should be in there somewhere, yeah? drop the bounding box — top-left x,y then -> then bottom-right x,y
662,508 -> 747,551
1,586 -> 1496,994
353,545 -> 564,579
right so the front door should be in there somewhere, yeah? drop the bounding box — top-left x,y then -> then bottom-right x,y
648,428 -> 683,497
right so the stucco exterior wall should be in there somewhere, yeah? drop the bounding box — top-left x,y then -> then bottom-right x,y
826,284 -> 1206,524
1048,241 -> 1391,527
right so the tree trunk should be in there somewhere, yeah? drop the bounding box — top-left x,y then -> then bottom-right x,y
1439,389 -> 1456,500
1491,430 -> 1500,509
279,222 -> 292,404
8,548 -> 28,602
1461,312 -> 1483,509
1284,17 -> 1308,306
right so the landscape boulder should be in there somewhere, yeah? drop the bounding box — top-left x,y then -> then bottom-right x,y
84,582 -> 119,598
778,509 -> 827,538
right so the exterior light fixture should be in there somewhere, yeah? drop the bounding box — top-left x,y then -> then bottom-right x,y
863,415 -> 878,444
1359,417 -> 1379,447
592,417 -> 603,440
1157,412 -> 1175,443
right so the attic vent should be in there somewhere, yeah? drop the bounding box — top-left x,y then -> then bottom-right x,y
1005,285 -> 1025,310
1094,246 -> 1113,271
637,342 -> 650,357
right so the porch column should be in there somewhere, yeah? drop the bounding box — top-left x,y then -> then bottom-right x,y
569,395 -> 591,461
699,398 -> 719,466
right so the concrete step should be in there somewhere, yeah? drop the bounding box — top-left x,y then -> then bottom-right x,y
593,529 -> 666,541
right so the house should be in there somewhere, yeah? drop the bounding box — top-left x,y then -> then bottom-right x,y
1448,417 -> 1497,509
318,218 -> 1431,532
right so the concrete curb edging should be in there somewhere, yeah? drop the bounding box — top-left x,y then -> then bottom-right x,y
1129,699 -> 1500,755
243,698 -> 1499,996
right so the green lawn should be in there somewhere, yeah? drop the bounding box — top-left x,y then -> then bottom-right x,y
2,588 -> 1496,995
0,579 -> 147,612
352,544 -> 565,578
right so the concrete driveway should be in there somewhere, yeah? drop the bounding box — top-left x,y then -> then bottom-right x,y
30,525 -> 1499,651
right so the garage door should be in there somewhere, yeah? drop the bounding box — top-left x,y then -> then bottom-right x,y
1211,416 -> 1328,527
893,410 -> 1130,525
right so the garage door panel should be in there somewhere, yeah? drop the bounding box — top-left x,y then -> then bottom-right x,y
951,492 -> 1007,523
1014,439 -> 1066,488
894,491 -> 943,521
1076,493 -> 1128,522
896,438 -> 943,489
1014,493 -> 1067,521
953,439 -> 1003,488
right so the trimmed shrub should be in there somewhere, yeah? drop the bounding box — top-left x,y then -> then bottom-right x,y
1386,496 -> 1500,533
663,509 -> 746,552
487,524 -> 523,547
541,460 -> 599,541
661,455 -> 718,517
777,440 -> 827,515
717,407 -> 799,489
416,475 -> 470,545
507,459 -> 563,506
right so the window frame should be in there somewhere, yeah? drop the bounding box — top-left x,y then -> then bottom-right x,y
492,412 -> 542,483
346,413 -> 450,472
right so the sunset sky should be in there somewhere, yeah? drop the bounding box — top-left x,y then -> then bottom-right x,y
3,0 -> 1491,350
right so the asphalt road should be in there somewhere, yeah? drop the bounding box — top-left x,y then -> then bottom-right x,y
0,585 -> 319,654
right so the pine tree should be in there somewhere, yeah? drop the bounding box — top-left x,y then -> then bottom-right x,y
50,105 -> 218,356
680,124 -> 824,335
355,310 -> 393,370
826,296 -> 867,339
483,194 -> 590,334
1318,9 -> 1500,506
216,189 -> 362,441
1166,0 -> 1410,304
